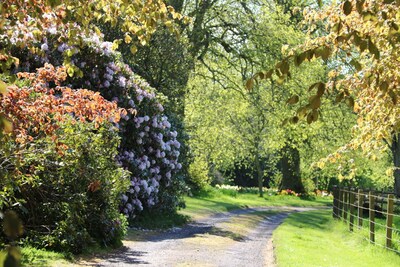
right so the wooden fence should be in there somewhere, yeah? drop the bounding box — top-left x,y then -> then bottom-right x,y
332,186 -> 400,254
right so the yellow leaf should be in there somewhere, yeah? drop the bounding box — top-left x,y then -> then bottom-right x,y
2,118 -> 13,133
0,80 -> 7,95
124,34 -> 132,44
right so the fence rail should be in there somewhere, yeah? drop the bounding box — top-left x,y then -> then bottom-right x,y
332,186 -> 400,254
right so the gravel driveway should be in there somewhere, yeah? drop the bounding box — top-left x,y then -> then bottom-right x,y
77,207 -> 315,267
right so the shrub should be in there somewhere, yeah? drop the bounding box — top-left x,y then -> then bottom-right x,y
0,120 -> 130,253
188,156 -> 211,192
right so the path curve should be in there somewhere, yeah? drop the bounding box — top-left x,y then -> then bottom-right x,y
78,207 -> 316,267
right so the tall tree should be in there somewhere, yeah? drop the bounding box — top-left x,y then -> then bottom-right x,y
251,0 -> 400,195
185,2 -> 326,195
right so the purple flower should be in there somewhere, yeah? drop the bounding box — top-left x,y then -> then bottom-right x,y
41,43 -> 48,51
118,76 -> 127,87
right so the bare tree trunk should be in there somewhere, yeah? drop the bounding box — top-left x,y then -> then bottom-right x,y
390,133 -> 400,197
255,153 -> 263,197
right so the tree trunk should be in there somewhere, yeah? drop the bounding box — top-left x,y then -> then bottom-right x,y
255,153 -> 264,197
390,133 -> 400,197
279,143 -> 304,193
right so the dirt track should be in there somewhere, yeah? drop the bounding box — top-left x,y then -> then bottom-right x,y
77,207 -> 315,267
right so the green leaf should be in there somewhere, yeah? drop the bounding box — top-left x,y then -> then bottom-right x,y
130,45 -> 138,54
264,69 -> 273,79
255,72 -> 264,79
307,110 -> 318,124
336,36 -> 347,43
2,118 -> 13,133
66,49 -> 74,57
343,1 -> 352,15
279,60 -> 289,75
368,40 -> 380,59
67,67 -> 74,77
359,40 -> 368,52
317,83 -> 325,96
345,97 -> 355,108
353,33 -> 361,46
379,81 -> 389,92
335,92 -> 344,103
276,76 -> 285,85
320,46 -> 331,61
291,116 -> 299,124
308,82 -> 322,92
389,90 -> 397,105
306,49 -> 315,60
362,12 -> 377,22
297,106 -> 309,118
332,22 -> 342,33
309,95 -> 321,109
356,0 -> 364,14
294,52 -> 306,66
350,59 -> 362,71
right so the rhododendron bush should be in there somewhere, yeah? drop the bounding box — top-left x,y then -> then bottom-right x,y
1,24 -> 185,219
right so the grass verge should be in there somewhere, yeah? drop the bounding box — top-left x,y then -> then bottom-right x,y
21,246 -> 69,267
273,209 -> 400,267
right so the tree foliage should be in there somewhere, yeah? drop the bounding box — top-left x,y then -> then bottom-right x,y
248,0 -> 400,194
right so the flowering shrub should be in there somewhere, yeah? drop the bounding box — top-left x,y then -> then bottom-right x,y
2,28 -> 185,219
0,66 -> 130,253
238,187 -> 276,195
1,64 -> 124,144
314,190 -> 332,197
279,189 -> 298,196
215,184 -> 242,191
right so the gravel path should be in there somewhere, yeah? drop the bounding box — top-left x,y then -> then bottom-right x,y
78,207 -> 315,267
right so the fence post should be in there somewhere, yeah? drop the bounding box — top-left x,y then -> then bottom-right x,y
358,189 -> 363,228
339,188 -> 344,219
349,189 -> 355,231
333,186 -> 339,218
343,188 -> 348,222
386,194 -> 394,248
369,191 -> 375,243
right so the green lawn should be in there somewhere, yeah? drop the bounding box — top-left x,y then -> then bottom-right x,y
180,190 -> 331,220
273,209 -> 400,267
